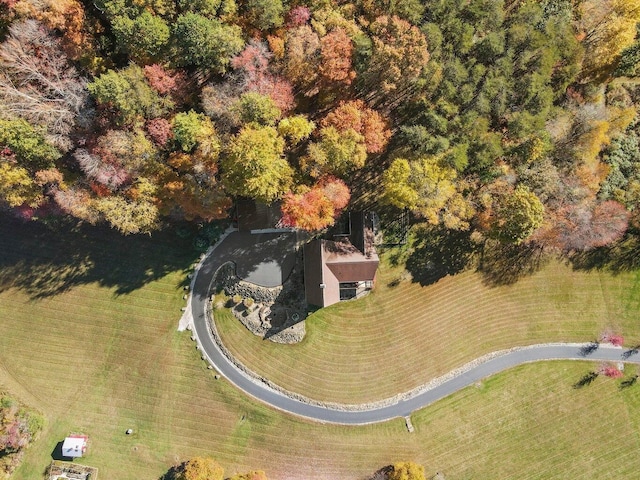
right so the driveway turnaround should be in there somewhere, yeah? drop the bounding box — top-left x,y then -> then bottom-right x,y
189,232 -> 640,425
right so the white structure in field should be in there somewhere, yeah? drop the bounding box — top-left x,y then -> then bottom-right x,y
62,435 -> 87,458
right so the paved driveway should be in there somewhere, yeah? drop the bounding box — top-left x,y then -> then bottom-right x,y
211,231 -> 297,287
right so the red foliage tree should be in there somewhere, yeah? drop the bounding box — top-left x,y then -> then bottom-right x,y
146,118 -> 173,146
143,64 -> 176,95
321,100 -> 391,153
74,148 -> 129,189
0,408 -> 29,452
286,6 -> 311,27
251,76 -> 295,113
143,64 -> 190,104
231,40 -> 295,112
533,200 -> 630,251
231,41 -> 271,75
590,201 -> 630,246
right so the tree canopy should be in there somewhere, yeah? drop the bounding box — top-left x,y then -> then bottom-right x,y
221,125 -> 291,203
387,461 -> 427,480
172,13 -> 244,72
175,456 -> 224,480
0,0 -> 636,251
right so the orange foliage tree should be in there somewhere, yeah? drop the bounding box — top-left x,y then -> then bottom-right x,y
281,24 -> 320,96
362,15 -> 429,97
280,177 -> 350,231
319,27 -> 356,86
321,100 -> 391,153
532,200 -> 630,251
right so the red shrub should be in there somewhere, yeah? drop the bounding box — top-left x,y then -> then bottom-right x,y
602,366 -> 624,378
601,332 -> 624,347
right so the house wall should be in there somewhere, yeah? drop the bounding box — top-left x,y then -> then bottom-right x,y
322,266 -> 341,307
303,240 -> 325,307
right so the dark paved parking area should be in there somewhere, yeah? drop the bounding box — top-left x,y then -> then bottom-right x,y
214,231 -> 297,287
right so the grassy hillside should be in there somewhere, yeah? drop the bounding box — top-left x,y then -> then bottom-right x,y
1,217 -> 640,479
216,247 -> 640,403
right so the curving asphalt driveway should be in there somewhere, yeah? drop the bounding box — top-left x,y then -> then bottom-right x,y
187,231 -> 640,425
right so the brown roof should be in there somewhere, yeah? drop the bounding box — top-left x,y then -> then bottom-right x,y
304,238 -> 379,308
324,238 -> 378,282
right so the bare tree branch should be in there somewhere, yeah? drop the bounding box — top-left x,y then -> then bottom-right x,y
0,19 -> 91,151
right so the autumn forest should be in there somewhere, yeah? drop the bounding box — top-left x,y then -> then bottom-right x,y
0,0 -> 639,252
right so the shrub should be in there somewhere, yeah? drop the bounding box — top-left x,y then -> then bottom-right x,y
193,234 -> 209,250
599,363 -> 624,378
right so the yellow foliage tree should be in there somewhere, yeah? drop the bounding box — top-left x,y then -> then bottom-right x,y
95,195 -> 159,235
387,461 -> 426,480
579,0 -> 640,80
382,156 -> 474,230
571,106 -> 635,195
175,457 -> 224,480
0,161 -> 43,207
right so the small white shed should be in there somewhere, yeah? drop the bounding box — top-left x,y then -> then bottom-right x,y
62,435 -> 87,458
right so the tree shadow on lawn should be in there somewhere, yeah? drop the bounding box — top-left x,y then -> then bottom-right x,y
404,225 -> 478,286
569,232 -> 640,274
477,241 -> 548,287
402,225 -> 555,288
619,375 -> 638,390
0,213 -> 199,299
573,371 -> 599,389
158,463 -> 181,480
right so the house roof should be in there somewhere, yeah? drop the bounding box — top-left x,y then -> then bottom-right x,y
304,212 -> 379,307
62,435 -> 87,458
323,238 -> 378,282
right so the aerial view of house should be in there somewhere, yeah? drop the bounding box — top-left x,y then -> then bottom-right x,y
0,0 -> 639,479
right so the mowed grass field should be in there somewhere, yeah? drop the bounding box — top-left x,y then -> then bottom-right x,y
2,217 -> 640,479
216,244 -> 640,404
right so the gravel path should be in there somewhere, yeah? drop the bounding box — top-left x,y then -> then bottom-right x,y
182,230 -> 640,425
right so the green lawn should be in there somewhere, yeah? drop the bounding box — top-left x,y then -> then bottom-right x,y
2,217 -> 640,479
216,249 -> 640,403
